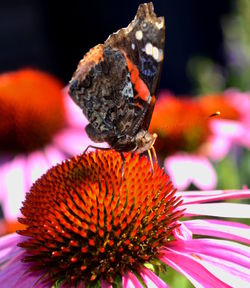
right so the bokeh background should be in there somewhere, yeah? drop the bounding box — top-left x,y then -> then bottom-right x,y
0,0 -> 230,93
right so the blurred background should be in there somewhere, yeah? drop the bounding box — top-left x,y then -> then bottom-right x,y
0,0 -> 230,94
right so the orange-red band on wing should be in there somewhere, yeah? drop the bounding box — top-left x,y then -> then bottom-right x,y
124,54 -> 149,102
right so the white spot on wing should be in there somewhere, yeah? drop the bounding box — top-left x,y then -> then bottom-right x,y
135,30 -> 143,40
131,43 -> 135,50
145,42 -> 153,56
152,47 -> 159,61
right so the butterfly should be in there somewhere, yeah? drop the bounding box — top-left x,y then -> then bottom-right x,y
69,2 -> 165,166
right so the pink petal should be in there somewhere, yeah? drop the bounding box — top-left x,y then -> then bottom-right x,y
168,238 -> 250,268
164,154 -> 191,190
53,128 -> 108,156
210,119 -> 245,139
203,135 -> 231,161
138,267 -> 169,288
189,155 -> 217,190
160,248 -> 230,288
44,145 -> 66,166
165,154 -> 217,191
122,271 -> 143,288
183,219 -> 250,244
179,189 -> 250,204
195,253 -> 250,287
63,89 -> 89,128
173,222 -> 193,241
1,155 -> 27,220
182,203 -> 250,218
164,239 -> 250,287
0,233 -> 20,262
0,249 -> 45,288
26,151 -> 50,188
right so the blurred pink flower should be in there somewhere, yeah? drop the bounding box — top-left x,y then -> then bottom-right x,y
150,90 -> 250,190
0,70 -> 106,231
149,91 -> 218,190
165,154 -> 217,190
199,89 -> 250,161
0,150 -> 249,287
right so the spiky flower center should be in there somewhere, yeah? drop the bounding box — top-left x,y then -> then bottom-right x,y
18,150 -> 183,286
149,95 -> 210,154
0,69 -> 65,153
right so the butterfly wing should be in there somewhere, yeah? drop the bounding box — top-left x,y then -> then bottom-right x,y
69,3 -> 165,150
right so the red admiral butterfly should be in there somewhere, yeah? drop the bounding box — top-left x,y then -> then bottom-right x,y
69,2 -> 165,160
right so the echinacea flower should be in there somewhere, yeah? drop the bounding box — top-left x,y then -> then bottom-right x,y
198,90 -> 250,161
0,69 -> 105,233
149,91 -> 217,190
0,150 -> 250,287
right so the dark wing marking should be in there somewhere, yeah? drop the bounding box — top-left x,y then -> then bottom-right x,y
105,2 -> 165,130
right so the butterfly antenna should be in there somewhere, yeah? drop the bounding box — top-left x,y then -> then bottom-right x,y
209,111 -> 221,118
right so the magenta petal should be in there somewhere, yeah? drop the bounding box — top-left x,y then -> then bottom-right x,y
26,151 -> 50,188
139,267 -> 169,288
1,155 -> 27,220
204,134 -> 231,161
0,250 -> 45,288
53,128 -> 108,155
160,248 -> 230,288
165,154 -> 217,191
184,219 -> 250,244
44,145 -> 66,166
168,238 -> 250,269
210,119 -> 245,140
173,222 -> 193,241
179,189 -> 250,204
0,233 -> 20,262
164,154 -> 191,190
165,239 -> 250,287
182,203 -> 250,218
122,271 -> 143,288
63,89 -> 89,128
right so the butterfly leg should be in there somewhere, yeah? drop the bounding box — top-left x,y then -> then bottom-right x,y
83,145 -> 112,155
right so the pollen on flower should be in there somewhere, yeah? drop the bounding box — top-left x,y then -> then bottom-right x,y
17,150 -> 183,286
0,69 -> 65,152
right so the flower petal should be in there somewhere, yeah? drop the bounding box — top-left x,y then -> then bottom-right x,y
122,271 -> 143,288
165,154 -> 217,191
179,189 -> 250,204
166,239 -> 250,287
1,155 -> 27,220
160,248 -> 230,288
0,249 -> 45,288
184,219 -> 250,244
139,267 -> 169,288
53,128 -> 108,155
182,203 -> 250,218
44,145 -> 66,166
26,151 -> 50,188
203,135 -> 231,161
